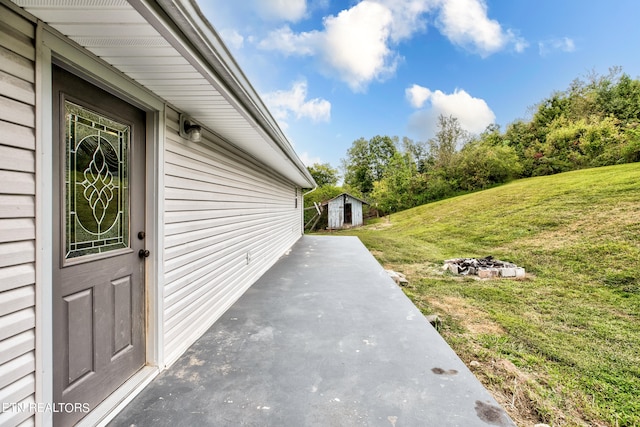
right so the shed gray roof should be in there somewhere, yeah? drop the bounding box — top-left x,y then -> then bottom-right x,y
324,192 -> 370,205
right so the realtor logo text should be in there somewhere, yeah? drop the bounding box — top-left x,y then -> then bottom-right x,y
1,402 -> 90,414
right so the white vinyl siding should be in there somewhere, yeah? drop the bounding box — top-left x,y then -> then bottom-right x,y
163,107 -> 301,365
0,5 -> 36,427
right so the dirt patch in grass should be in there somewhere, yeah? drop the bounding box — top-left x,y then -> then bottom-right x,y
369,249 -> 385,259
388,262 -> 444,278
366,216 -> 394,230
470,358 -> 542,427
427,295 -> 505,336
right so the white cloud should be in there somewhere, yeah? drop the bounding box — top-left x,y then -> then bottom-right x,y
320,1 -> 397,91
407,85 -> 495,139
219,28 -> 244,50
258,0 -> 525,91
373,0 -> 438,42
262,80 -> 331,126
436,0 -> 526,56
259,1 -> 398,92
538,37 -> 575,56
254,0 -> 307,22
258,25 -> 318,56
513,35 -> 529,53
406,84 -> 433,108
298,151 -> 322,166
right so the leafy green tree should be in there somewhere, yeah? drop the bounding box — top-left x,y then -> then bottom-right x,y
530,92 -> 571,143
371,151 -> 416,213
545,116 -> 632,166
342,137 -> 374,194
453,140 -> 523,191
429,115 -> 468,171
479,123 -> 504,146
402,136 -> 430,173
503,120 -> 535,153
307,162 -> 339,187
621,125 -> 640,163
342,135 -> 397,195
368,135 -> 398,180
304,185 -> 344,207
597,72 -> 640,121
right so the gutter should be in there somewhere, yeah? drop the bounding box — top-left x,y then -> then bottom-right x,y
149,0 -> 316,188
303,184 -> 319,198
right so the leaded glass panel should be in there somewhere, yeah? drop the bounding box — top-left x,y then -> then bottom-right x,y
65,101 -> 130,259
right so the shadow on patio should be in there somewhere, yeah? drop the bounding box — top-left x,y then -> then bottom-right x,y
110,236 -> 514,427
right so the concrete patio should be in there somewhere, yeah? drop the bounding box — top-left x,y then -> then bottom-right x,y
109,235 -> 514,427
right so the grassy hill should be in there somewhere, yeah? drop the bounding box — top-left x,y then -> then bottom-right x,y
337,163 -> 640,426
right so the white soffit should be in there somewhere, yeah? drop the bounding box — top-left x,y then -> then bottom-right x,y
12,0 -> 314,188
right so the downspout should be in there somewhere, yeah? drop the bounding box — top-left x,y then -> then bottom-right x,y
303,186 -> 318,197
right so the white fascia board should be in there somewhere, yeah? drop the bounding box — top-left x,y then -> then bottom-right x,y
129,0 -> 316,189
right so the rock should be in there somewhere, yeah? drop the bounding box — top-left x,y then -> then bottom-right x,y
386,269 -> 399,281
426,314 -> 441,327
500,267 -> 516,277
469,361 -> 481,368
386,270 -> 409,286
478,268 -> 499,279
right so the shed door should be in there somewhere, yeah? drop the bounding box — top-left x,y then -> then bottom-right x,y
52,65 -> 146,425
344,203 -> 353,224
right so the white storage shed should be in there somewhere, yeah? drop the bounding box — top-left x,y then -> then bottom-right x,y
326,193 -> 369,229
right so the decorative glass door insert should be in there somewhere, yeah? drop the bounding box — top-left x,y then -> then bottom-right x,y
65,101 -> 130,259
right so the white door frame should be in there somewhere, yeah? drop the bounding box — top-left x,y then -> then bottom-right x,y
35,22 -> 166,426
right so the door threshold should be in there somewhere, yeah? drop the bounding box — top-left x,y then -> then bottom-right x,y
76,366 -> 159,427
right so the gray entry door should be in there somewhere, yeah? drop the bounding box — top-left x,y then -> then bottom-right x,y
52,65 -> 146,426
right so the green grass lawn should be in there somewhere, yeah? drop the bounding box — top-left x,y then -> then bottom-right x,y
334,163 -> 640,426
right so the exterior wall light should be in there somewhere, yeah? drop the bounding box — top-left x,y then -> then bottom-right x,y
179,113 -> 202,142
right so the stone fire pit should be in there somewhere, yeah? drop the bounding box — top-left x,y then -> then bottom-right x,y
444,256 -> 525,279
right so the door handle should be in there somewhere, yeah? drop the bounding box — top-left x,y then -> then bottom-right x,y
138,249 -> 150,259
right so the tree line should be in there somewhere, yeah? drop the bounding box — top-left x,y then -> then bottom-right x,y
306,67 -> 640,217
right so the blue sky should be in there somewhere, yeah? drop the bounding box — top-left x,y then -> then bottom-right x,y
200,0 -> 640,170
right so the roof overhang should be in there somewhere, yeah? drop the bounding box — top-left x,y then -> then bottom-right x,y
11,0 -> 316,188
325,193 -> 370,205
